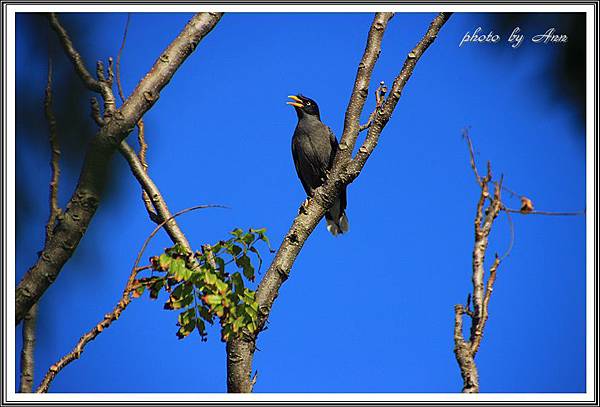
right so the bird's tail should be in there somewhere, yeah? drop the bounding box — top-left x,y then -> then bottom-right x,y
325,199 -> 349,236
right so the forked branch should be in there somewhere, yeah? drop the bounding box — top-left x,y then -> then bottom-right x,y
16,12 -> 223,324
226,12 -> 452,393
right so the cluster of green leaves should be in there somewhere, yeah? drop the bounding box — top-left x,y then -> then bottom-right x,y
132,228 -> 271,342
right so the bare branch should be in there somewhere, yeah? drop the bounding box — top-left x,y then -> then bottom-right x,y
16,12 -> 224,324
226,12 -> 452,393
463,128 -> 481,185
46,13 -> 100,92
35,205 -> 221,393
503,208 -> 585,216
118,141 -> 188,245
500,210 -> 515,261
454,138 -> 504,393
348,12 -> 453,176
19,304 -> 37,392
116,13 -> 131,103
114,15 -> 155,223
44,59 -> 62,245
359,81 -> 387,132
453,305 -> 478,393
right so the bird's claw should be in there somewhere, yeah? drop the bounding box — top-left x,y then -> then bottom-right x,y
298,198 -> 310,215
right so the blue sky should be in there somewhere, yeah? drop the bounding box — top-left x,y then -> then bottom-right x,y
15,12 -> 586,393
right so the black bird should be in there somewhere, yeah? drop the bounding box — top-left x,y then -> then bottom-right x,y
287,94 -> 349,236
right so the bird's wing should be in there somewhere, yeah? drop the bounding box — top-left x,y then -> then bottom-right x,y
327,126 -> 339,169
291,135 -> 313,195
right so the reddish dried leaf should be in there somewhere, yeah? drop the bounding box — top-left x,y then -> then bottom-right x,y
520,196 -> 534,213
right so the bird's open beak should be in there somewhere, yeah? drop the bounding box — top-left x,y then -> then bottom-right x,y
286,95 -> 304,108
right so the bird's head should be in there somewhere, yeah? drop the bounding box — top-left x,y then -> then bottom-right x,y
287,94 -> 320,119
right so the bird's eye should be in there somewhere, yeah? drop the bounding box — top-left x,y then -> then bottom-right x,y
305,101 -> 311,106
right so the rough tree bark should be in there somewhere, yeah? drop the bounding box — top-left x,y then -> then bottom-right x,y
15,12 -> 223,324
226,12 -> 452,393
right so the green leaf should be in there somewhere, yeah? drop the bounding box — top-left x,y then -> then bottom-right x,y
244,304 -> 257,320
236,254 -> 254,282
231,272 -> 244,295
232,316 -> 245,332
230,244 -> 243,257
149,278 -> 165,300
221,325 -> 233,342
204,271 -> 217,286
158,254 -> 172,271
242,232 -> 255,246
250,227 -> 271,249
203,294 -> 222,305
196,319 -> 207,340
169,258 -> 191,282
178,308 -> 196,326
248,246 -> 263,273
168,243 -> 189,256
176,319 -> 196,339
215,279 -> 228,294
197,305 -> 214,324
215,257 -> 225,274
231,228 -> 244,239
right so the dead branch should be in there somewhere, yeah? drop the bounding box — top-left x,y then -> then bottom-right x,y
453,138 -> 504,393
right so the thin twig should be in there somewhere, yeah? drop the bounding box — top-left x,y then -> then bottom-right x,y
500,210 -> 515,261
115,13 -> 155,222
36,204 -> 224,393
44,59 -> 62,245
116,12 -> 131,104
503,208 -> 585,216
359,81 -> 387,132
463,129 -> 481,185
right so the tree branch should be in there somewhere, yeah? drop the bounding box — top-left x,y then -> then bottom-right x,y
35,205 -> 219,393
118,141 -> 189,247
19,304 -> 37,393
453,304 -> 478,393
115,14 -> 157,223
454,133 -> 504,393
16,12 -> 223,324
226,12 -> 452,393
20,58 -> 63,392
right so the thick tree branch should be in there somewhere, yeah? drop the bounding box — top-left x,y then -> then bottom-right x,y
19,304 -> 37,393
15,12 -> 223,324
226,12 -> 452,393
